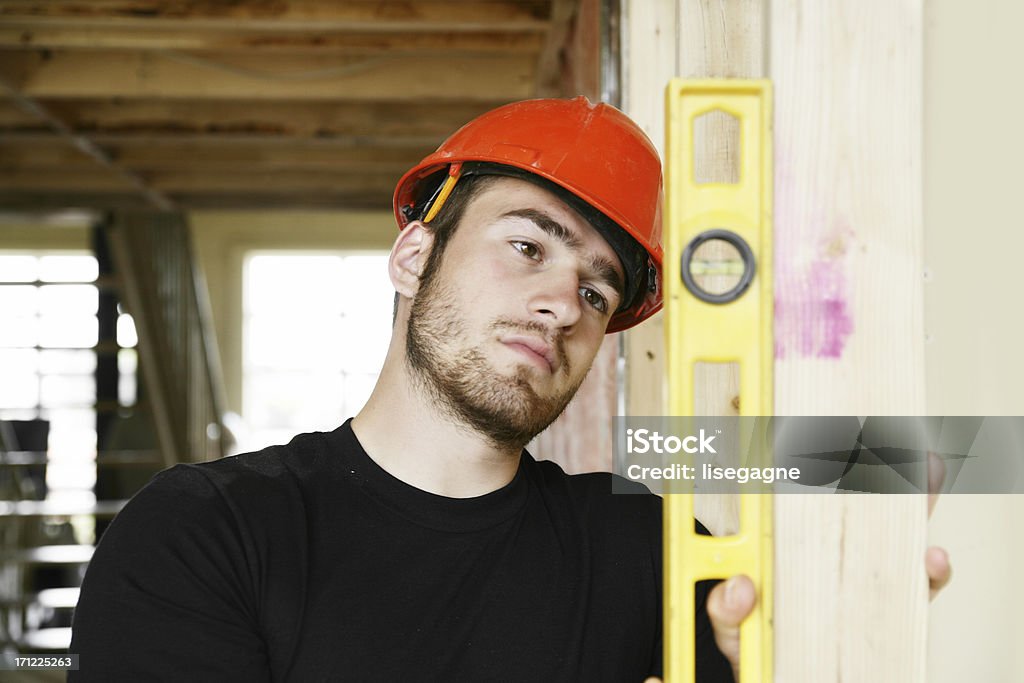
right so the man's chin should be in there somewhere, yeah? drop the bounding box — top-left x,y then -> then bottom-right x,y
502,371 -> 572,410
467,380 -> 572,442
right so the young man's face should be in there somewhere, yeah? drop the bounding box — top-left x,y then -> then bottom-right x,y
405,176 -> 625,451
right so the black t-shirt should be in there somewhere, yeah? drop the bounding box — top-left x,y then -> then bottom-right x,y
69,420 -> 731,681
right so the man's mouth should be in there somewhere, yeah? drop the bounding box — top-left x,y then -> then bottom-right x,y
499,334 -> 558,373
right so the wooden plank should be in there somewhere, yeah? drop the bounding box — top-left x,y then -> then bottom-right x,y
0,97 -> 41,127
0,136 -> 98,167
0,0 -> 552,32
770,1 -> 927,680
0,191 -> 153,210
621,0 -> 676,419
0,99 -> 494,141
0,78 -> 173,208
559,0 -> 601,103
146,170 -> 398,193
0,168 -> 138,190
0,49 -> 536,102
678,0 -> 764,78
0,137 -> 433,171
678,0 -> 764,541
0,26 -> 546,53
535,0 -> 577,97
0,189 -> 394,211
622,0 -> 928,680
683,51 -> 747,544
0,168 -> 397,193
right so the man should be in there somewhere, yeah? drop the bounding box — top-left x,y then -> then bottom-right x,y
69,98 -> 949,681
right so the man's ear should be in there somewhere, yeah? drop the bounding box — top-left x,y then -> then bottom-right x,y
389,220 -> 434,298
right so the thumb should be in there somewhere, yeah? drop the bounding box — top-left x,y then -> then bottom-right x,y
706,575 -> 757,674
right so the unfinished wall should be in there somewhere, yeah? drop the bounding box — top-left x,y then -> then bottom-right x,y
924,1 -> 1024,681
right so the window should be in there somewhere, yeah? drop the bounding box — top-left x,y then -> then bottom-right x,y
241,252 -> 393,451
0,252 -> 119,506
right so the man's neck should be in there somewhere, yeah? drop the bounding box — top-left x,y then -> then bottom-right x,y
351,354 -> 522,499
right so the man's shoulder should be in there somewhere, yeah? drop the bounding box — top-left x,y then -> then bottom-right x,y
527,456 -> 662,522
189,430 -> 332,481
530,456 -> 658,493
126,429 -> 339,524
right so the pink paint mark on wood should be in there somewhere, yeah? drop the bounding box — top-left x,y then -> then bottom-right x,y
775,257 -> 854,359
774,151 -> 855,359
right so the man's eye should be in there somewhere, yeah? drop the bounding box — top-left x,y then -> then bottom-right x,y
579,287 -> 608,313
511,240 -> 541,261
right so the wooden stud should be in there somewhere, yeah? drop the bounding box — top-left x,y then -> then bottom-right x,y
770,1 -> 927,680
535,0 -> 578,97
622,0 -> 928,679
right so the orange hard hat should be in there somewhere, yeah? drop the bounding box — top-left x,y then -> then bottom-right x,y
393,97 -> 663,333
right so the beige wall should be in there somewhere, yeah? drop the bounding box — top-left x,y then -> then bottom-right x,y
0,221 -> 93,251
924,1 -> 1024,680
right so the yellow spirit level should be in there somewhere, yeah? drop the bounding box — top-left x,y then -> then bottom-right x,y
663,79 -> 774,683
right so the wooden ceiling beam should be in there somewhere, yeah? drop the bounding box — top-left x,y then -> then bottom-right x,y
0,2 -> 551,211
2,130 -> 445,150
147,170 -> 399,193
0,1 -> 552,32
0,97 -> 42,127
0,49 -> 536,101
0,191 -> 154,210
0,98 -> 494,139
0,26 -> 546,53
0,77 -> 173,208
0,190 -> 395,211
0,137 -> 434,171
173,190 -> 394,209
173,192 -> 394,210
0,168 -> 400,194
0,168 -> 142,191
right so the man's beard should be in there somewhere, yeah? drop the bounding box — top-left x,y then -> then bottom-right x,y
405,270 -> 585,452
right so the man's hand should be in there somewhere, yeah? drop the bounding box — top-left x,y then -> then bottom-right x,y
704,451 -> 954,679
644,559 -> 951,683
926,452 -> 953,599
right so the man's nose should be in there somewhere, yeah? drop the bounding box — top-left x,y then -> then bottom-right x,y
528,269 -> 582,328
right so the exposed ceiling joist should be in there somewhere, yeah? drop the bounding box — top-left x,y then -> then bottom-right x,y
0,136 -> 435,171
0,99 -> 497,140
0,0 -> 591,211
0,49 -> 536,101
0,26 -> 546,53
0,1 -> 552,32
0,76 -> 173,208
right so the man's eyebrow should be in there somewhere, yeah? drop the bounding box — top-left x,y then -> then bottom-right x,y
503,209 -> 581,250
501,208 -> 624,300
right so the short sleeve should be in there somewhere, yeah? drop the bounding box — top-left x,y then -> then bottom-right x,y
69,465 -> 271,682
